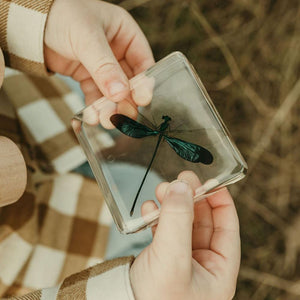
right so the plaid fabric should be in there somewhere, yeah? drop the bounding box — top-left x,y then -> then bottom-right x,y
0,71 -> 135,299
0,1 -> 137,298
0,0 -> 54,76
3,68 -> 87,174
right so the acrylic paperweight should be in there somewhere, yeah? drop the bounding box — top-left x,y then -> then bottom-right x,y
72,52 -> 247,234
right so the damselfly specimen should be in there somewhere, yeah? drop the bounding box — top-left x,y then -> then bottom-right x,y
110,114 -> 213,216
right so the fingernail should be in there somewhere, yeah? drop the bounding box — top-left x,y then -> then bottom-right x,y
168,180 -> 189,195
108,81 -> 127,96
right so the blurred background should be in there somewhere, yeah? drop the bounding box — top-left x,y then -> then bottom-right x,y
113,0 -> 300,299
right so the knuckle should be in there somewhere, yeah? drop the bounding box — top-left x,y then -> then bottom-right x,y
163,200 -> 193,216
80,78 -> 96,93
93,57 -> 119,77
213,226 -> 237,234
193,221 -> 213,231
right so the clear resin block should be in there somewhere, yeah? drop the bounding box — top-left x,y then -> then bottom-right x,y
72,52 -> 247,234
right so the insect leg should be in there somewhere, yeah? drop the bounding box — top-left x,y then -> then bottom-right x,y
130,134 -> 163,216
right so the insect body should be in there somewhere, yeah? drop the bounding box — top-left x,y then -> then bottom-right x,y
110,114 -> 213,216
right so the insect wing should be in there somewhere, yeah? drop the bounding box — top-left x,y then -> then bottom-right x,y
164,136 -> 213,164
110,114 -> 158,138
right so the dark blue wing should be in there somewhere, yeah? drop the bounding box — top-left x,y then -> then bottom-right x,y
110,114 -> 158,138
164,136 -> 213,164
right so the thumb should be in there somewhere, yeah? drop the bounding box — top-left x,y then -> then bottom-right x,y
153,180 -> 194,265
78,29 -> 129,102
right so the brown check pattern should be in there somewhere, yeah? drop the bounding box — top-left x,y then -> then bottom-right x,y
0,0 -> 137,298
2,69 -> 87,174
0,72 -> 134,299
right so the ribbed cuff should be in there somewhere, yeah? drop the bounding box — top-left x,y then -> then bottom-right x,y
0,0 -> 55,76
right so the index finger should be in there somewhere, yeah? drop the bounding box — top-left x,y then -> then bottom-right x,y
108,10 -> 154,75
124,25 -> 155,75
207,188 -> 240,265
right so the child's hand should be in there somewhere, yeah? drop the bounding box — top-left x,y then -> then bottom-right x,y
44,0 -> 154,106
130,171 -> 241,300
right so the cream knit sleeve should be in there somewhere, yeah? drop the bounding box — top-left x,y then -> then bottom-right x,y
0,0 -> 54,76
5,257 -> 136,300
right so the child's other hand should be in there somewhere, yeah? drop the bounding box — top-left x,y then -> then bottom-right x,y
130,171 -> 241,300
44,0 -> 154,106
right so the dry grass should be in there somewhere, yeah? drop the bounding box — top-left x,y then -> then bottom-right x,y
116,0 -> 300,298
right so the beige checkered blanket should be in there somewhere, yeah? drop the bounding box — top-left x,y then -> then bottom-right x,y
0,0 -> 135,299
